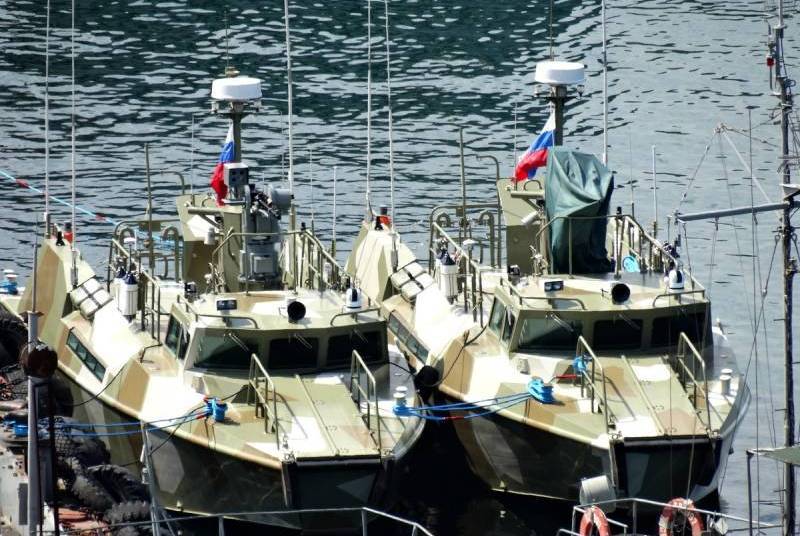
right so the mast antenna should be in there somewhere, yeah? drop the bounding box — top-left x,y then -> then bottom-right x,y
365,0 -> 373,216
548,0 -> 555,60
283,0 -> 295,196
69,0 -> 77,288
224,9 -> 230,72
601,0 -> 608,165
44,0 -> 51,237
384,0 -> 395,224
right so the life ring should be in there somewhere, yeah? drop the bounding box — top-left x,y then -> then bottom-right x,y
579,505 -> 610,536
658,497 -> 704,536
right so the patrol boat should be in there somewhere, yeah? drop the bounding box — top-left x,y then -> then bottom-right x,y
0,72 -> 425,527
346,60 -> 749,505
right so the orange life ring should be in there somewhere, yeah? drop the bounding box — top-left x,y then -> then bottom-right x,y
658,498 -> 704,536
579,505 -> 610,536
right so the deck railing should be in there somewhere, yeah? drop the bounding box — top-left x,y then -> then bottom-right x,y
575,336 -> 612,432
349,350 -> 382,454
673,332 -> 717,430
247,353 -> 285,448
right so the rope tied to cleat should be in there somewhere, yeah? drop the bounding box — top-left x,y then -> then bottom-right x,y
394,378 -> 555,421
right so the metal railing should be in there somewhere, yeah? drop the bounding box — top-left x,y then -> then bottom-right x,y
247,353 -> 285,448
673,332 -> 716,430
427,202 -> 503,268
40,506 -> 435,536
428,221 -> 487,325
567,497 -> 780,536
210,228 -> 345,294
575,336 -> 612,431
349,350 -> 382,454
498,278 -> 587,310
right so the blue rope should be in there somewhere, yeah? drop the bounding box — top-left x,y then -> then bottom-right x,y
47,411 -> 207,429
46,413 -> 204,438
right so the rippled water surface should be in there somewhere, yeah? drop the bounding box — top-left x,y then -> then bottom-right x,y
2,0 -> 799,534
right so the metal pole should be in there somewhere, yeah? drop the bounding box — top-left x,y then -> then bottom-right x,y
775,2 -> 796,533
27,240 -> 41,536
601,0 -> 608,165
552,87 -> 566,146
283,0 -> 294,196
747,450 -> 754,536
145,144 -> 155,275
651,145 -> 658,238
459,128 -> 468,242
47,384 -> 60,536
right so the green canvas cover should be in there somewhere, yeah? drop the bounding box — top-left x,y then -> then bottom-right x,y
544,147 -> 614,274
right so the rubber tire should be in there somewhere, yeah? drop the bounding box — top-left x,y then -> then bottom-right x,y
56,456 -> 85,487
72,473 -> 114,512
55,434 -> 110,467
43,376 -> 74,417
0,316 -> 26,369
113,527 -> 142,536
105,499 -> 151,525
88,464 -> 148,502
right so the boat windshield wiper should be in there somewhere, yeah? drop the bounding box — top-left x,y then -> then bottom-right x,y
225,331 -> 250,352
547,313 -> 575,333
291,332 -> 312,350
616,312 -> 641,331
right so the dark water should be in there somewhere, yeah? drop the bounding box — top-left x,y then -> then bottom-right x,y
1,0 -> 799,534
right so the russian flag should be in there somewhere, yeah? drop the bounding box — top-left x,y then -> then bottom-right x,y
210,125 -> 235,205
514,111 -> 555,182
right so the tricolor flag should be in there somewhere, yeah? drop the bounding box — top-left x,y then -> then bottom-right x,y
514,111 -> 555,182
210,125 -> 235,205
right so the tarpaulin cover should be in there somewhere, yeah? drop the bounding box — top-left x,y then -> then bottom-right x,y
544,147 -> 614,273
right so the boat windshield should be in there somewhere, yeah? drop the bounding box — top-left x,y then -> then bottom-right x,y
518,315 -> 582,351
195,330 -> 259,369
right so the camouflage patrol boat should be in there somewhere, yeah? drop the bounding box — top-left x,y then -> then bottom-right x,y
346,61 -> 749,505
0,72 -> 425,528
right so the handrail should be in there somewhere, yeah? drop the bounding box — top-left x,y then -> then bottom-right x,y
247,353 -> 285,448
498,279 -> 587,310
651,289 -> 707,307
575,336 -> 611,430
570,497 -> 780,530
38,506 -> 436,536
349,349 -> 382,454
675,332 -> 717,430
178,296 -> 259,328
330,307 -> 382,327
429,221 -> 486,324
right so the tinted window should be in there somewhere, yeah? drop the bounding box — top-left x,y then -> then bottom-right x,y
519,316 -> 582,350
502,312 -> 516,343
165,316 -> 181,355
489,299 -> 506,337
593,318 -> 643,350
652,312 -> 706,347
327,331 -> 384,367
66,330 -> 106,380
195,331 -> 258,369
269,337 -> 319,370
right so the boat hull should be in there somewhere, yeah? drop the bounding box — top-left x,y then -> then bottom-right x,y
446,387 -> 746,504
60,371 -> 400,530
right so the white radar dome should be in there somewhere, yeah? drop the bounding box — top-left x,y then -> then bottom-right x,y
211,76 -> 263,102
534,61 -> 585,86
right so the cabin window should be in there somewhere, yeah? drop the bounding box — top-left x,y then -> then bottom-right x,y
488,299 -> 507,337
593,318 -> 643,350
518,316 -> 582,351
66,331 -> 106,381
327,331 -> 384,367
165,316 -> 189,360
386,313 -> 429,363
501,312 -> 516,343
652,312 -> 706,347
269,336 -> 319,370
195,331 -> 258,369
